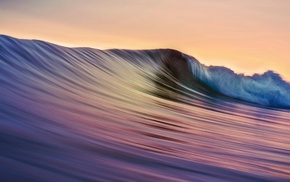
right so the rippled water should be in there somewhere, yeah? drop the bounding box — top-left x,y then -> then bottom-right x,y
1,35 -> 290,181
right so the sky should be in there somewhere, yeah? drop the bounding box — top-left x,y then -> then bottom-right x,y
1,0 -> 290,80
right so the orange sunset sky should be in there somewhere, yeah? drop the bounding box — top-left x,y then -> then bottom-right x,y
1,0 -> 290,80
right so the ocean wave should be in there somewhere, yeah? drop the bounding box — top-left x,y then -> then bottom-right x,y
186,56 -> 290,108
2,34 -> 290,109
1,34 -> 289,108
1,34 -> 290,181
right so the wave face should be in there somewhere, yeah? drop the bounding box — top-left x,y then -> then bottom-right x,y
1,35 -> 290,181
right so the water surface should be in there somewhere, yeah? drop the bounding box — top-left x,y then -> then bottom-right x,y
1,35 -> 290,181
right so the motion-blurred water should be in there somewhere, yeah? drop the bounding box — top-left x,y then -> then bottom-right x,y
1,35 -> 290,181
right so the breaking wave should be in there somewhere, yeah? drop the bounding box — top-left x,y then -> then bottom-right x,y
1,34 -> 290,181
1,34 -> 289,108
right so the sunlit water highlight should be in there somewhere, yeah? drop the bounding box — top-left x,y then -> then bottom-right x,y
1,35 -> 290,181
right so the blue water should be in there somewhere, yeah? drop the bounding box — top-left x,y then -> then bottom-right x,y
1,35 -> 290,181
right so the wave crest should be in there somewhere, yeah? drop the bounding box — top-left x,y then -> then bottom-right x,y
186,56 -> 290,108
1,34 -> 290,108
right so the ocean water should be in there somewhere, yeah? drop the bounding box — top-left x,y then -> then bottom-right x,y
1,35 -> 290,182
